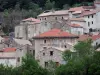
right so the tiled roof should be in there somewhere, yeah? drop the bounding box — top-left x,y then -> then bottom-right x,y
3,48 -> 16,52
80,10 -> 97,17
92,34 -> 100,40
70,24 -> 83,28
70,18 -> 86,22
34,29 -> 78,38
69,6 -> 95,12
78,34 -> 100,41
14,38 -> 32,45
38,10 -> 68,17
78,35 -> 92,41
69,6 -> 85,12
22,17 -> 40,24
72,11 -> 82,14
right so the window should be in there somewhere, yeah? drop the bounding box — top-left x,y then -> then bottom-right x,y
88,22 -> 90,27
44,40 -> 46,43
17,33 -> 19,37
96,42 -> 98,46
43,53 -> 45,56
55,62 -> 60,66
64,45 -> 67,48
55,17 -> 57,20
20,48 -> 22,51
88,16 -> 89,18
40,19 -> 41,20
45,62 -> 48,67
50,51 -> 53,56
92,15 -> 94,18
92,21 -> 93,24
62,17 -> 63,19
45,22 -> 47,26
17,57 -> 20,62
45,18 -> 46,20
33,50 -> 35,56
43,47 -> 47,49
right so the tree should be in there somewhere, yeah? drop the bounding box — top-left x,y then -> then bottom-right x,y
56,39 -> 95,75
20,54 -> 48,75
45,0 -> 55,10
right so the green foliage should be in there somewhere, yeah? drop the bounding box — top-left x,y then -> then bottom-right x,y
56,40 -> 100,75
0,54 -> 49,75
45,0 -> 55,10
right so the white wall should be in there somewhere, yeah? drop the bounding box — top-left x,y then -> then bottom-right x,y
0,58 -> 17,67
70,27 -> 84,35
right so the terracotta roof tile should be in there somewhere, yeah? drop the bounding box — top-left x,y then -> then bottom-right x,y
38,10 -> 68,17
22,17 -> 40,24
70,18 -> 86,22
69,7 -> 85,12
70,24 -> 83,28
92,34 -> 100,40
78,35 -> 92,41
78,34 -> 100,41
3,48 -> 16,52
34,29 -> 78,38
80,10 -> 97,17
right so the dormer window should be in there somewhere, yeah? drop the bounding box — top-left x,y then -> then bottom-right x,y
88,16 -> 89,18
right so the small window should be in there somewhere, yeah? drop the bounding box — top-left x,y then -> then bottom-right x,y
43,53 -> 45,56
45,18 -> 46,20
55,62 -> 60,66
92,21 -> 93,24
40,19 -> 41,20
17,57 -> 20,62
45,22 -> 47,26
50,51 -> 53,56
33,50 -> 35,56
62,17 -> 63,19
45,62 -> 48,67
64,45 -> 67,48
17,33 -> 19,37
44,40 -> 46,43
88,22 -> 90,27
43,47 -> 47,49
92,15 -> 94,18
88,16 -> 89,18
96,42 -> 98,46
20,48 -> 22,51
55,17 -> 57,20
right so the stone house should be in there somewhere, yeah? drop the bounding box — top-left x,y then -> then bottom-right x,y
0,37 -> 33,67
33,29 -> 78,67
70,24 -> 84,35
15,17 -> 40,39
37,10 -> 69,33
